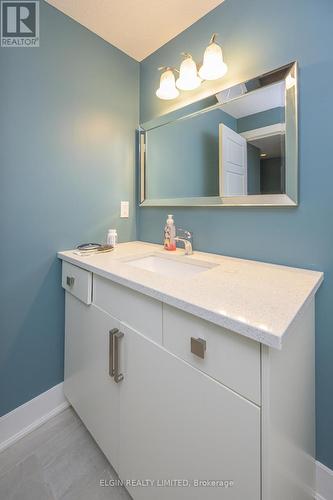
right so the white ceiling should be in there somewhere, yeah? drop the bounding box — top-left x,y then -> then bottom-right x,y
217,81 -> 285,118
46,0 -> 225,61
250,135 -> 283,159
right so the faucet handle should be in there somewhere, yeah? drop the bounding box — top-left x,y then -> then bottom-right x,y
176,228 -> 192,241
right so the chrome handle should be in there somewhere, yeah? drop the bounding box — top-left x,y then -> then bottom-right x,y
109,328 -> 124,382
66,276 -> 75,287
176,228 -> 192,240
114,331 -> 124,383
109,328 -> 118,377
191,337 -> 206,359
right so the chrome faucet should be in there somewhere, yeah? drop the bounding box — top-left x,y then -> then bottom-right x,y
175,228 -> 193,255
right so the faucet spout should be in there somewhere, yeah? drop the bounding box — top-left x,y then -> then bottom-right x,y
174,237 -> 193,255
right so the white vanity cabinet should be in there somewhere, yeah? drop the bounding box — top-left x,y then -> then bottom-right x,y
60,249 -> 319,500
62,267 -> 261,499
119,322 -> 260,500
64,292 -> 121,469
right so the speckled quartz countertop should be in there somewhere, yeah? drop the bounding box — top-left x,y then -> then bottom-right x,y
58,241 -> 323,349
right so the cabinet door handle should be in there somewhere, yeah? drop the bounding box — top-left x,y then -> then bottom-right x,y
109,328 -> 118,377
191,337 -> 206,359
66,276 -> 75,287
114,330 -> 124,383
109,328 -> 124,382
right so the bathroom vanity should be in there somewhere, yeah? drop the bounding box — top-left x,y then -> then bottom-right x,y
58,242 -> 323,500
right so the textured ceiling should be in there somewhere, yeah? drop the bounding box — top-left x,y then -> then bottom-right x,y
46,0 -> 225,61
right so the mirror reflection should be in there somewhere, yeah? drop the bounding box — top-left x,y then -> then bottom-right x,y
218,80 -> 285,196
140,62 -> 297,206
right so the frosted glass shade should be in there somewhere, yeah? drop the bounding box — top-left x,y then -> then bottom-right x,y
156,69 -> 179,100
176,56 -> 201,91
199,42 -> 228,81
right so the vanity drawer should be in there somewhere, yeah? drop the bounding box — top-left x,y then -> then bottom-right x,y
163,305 -> 261,404
62,261 -> 92,305
93,275 -> 162,344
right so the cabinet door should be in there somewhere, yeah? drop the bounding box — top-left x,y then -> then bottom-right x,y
64,293 -> 121,469
119,324 -> 260,500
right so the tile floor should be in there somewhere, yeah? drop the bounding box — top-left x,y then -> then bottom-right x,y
0,407 -> 131,500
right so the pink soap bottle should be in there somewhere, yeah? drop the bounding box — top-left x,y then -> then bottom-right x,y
164,214 -> 176,251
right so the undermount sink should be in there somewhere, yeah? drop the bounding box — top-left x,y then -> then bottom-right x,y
125,253 -> 218,278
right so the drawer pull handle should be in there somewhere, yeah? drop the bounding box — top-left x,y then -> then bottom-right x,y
66,276 -> 75,288
109,328 -> 124,383
191,337 -> 206,359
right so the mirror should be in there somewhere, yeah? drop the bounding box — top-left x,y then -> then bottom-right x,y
139,62 -> 298,206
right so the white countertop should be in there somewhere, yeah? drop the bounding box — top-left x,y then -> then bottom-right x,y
58,241 -> 323,349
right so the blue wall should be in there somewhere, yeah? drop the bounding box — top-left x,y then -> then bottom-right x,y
247,144 -> 261,194
261,158 -> 284,194
0,1 -> 139,415
237,106 -> 285,133
146,109 -> 236,199
138,0 -> 333,469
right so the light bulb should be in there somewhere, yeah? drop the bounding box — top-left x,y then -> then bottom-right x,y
176,55 -> 201,91
199,38 -> 228,81
156,69 -> 179,100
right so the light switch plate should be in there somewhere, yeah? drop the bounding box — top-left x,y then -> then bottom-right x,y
120,201 -> 129,218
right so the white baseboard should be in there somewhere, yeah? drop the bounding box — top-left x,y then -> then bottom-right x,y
0,383 -> 69,453
316,460 -> 333,500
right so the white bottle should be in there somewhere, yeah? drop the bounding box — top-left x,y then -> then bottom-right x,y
107,229 -> 118,247
164,215 -> 176,251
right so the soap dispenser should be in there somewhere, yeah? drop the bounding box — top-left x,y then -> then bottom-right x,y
164,214 -> 176,251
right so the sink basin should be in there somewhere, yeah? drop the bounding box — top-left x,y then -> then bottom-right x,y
125,254 -> 218,278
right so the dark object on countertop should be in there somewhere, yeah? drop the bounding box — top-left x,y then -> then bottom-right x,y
74,243 -> 113,256
76,243 -> 101,251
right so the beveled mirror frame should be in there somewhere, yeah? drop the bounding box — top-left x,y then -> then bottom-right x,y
139,62 -> 298,207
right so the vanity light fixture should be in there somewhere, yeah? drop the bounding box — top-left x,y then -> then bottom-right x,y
176,53 -> 202,91
155,34 -> 228,100
156,67 -> 180,100
199,33 -> 228,81
260,153 -> 267,158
